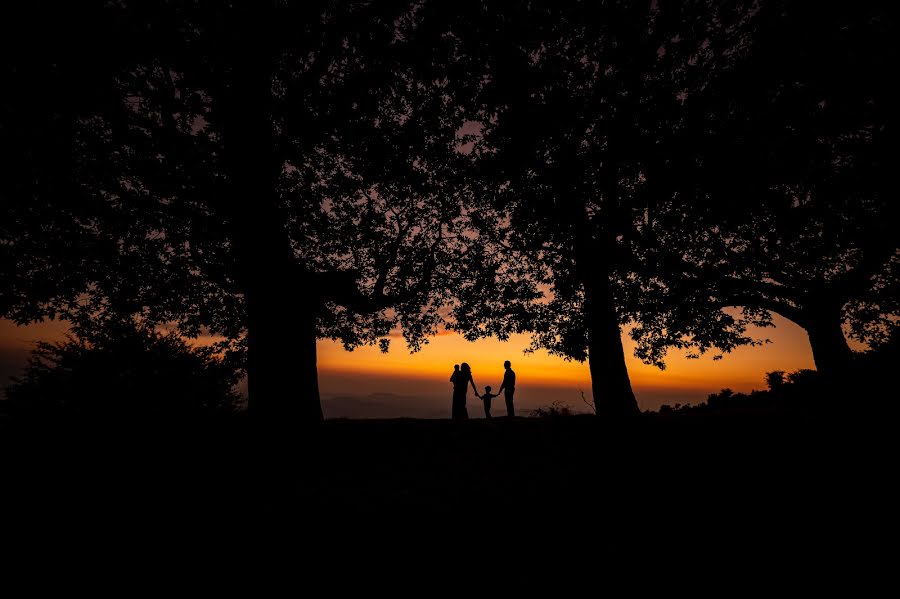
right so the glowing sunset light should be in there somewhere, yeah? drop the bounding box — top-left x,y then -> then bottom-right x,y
1,313 -> 819,414
317,314 -> 817,403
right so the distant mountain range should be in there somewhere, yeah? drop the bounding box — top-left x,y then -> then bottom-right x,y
322,392 -> 449,419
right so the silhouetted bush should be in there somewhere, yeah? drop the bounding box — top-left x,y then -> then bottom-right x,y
765,371 -> 786,391
660,336 -> 899,416
530,401 -> 574,418
654,328 -> 898,416
3,319 -> 242,416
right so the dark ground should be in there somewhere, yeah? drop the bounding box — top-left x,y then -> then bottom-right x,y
0,407 -> 892,576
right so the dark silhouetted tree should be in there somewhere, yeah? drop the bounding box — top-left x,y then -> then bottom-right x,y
1,2 -> 481,423
636,3 -> 898,378
452,1 -> 763,416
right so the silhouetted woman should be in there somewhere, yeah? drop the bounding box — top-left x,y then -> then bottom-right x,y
451,362 -> 478,420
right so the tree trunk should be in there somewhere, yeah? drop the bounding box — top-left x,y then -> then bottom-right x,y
245,278 -> 323,422
804,307 -> 853,376
223,20 -> 323,424
577,232 -> 640,417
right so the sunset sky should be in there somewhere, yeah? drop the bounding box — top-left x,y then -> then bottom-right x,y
0,313 -> 829,417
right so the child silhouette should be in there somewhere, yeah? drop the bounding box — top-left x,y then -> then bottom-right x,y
450,364 -> 460,384
479,385 -> 499,419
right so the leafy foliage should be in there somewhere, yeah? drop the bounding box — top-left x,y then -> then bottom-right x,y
455,0 -> 766,368
1,2 -> 896,420
1,2 -> 477,348
0,2 -> 501,420
4,318 -> 242,415
639,2 -> 899,365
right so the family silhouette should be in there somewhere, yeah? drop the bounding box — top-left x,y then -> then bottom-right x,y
450,361 -> 516,420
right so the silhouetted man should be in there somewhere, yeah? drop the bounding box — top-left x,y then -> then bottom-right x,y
497,360 -> 516,417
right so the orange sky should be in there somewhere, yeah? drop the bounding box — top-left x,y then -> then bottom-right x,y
0,314 -> 824,415
319,319 -> 814,390
315,314 -> 818,413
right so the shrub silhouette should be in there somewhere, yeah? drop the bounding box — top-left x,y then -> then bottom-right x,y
765,371 -> 786,392
700,372 -> 821,413
4,320 -> 242,416
530,401 -> 574,418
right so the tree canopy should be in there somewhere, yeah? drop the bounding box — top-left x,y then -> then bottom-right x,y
1,1 -> 486,420
451,0 -> 767,414
633,2 -> 899,375
1,1 -> 895,421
